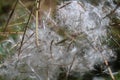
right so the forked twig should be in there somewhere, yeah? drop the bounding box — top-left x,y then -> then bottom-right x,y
19,0 -> 35,19
103,4 -> 120,19
18,7 -> 34,56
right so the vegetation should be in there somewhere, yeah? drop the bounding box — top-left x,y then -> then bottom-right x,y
0,0 -> 120,80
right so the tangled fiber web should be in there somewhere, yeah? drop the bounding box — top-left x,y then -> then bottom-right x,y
0,0 -> 120,80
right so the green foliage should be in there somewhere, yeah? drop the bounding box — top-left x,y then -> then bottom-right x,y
105,71 -> 120,80
86,0 -> 101,6
13,76 -> 34,80
107,17 -> 120,52
0,0 -> 16,26
0,74 -> 34,80
114,72 -> 120,80
113,0 -> 120,5
0,0 -> 15,14
0,0 -> 120,80
0,0 -> 32,63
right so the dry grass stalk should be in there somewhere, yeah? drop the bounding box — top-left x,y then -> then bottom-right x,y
35,0 -> 40,47
86,38 -> 115,80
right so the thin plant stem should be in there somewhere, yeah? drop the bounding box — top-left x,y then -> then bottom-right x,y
18,6 -> 34,56
86,38 -> 115,80
35,0 -> 40,47
3,0 -> 19,32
